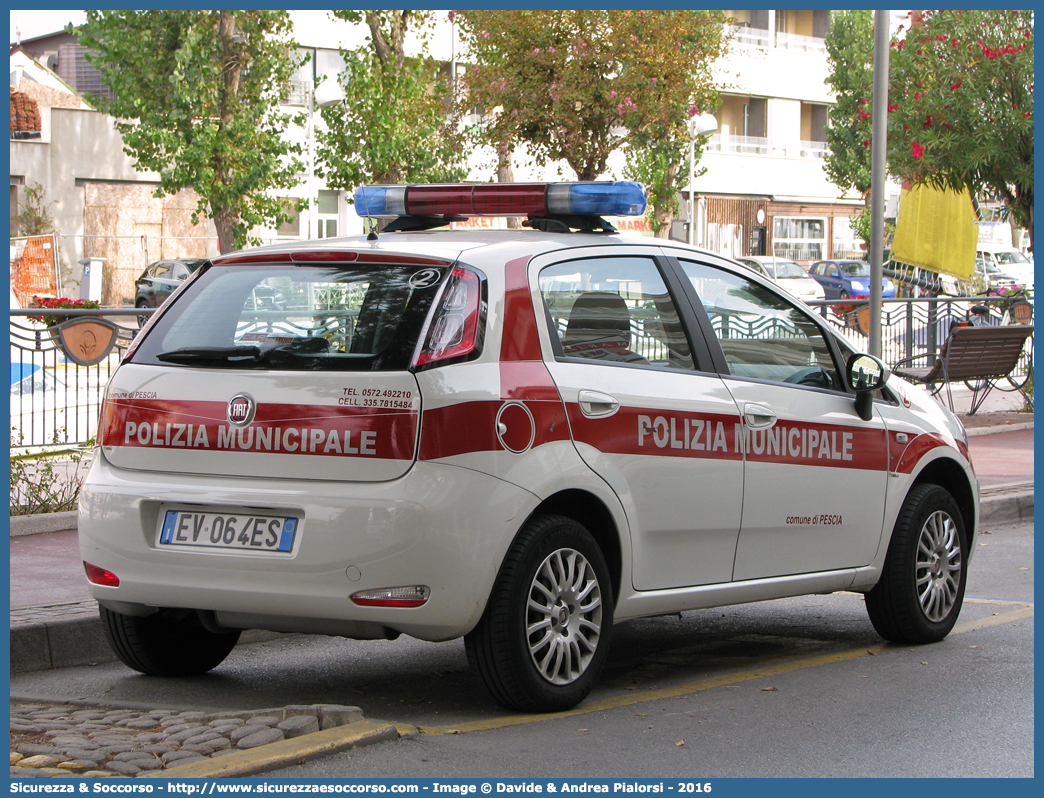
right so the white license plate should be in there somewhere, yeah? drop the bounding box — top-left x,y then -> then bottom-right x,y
158,509 -> 298,553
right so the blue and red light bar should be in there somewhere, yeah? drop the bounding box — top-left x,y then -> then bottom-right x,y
354,182 -> 647,219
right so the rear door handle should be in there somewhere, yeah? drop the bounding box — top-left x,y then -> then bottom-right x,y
743,402 -> 777,429
578,390 -> 620,419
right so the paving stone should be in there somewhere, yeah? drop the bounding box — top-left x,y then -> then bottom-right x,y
163,755 -> 207,769
165,726 -> 211,743
278,715 -> 320,738
57,748 -> 104,762
246,715 -> 281,726
230,725 -> 270,744
104,760 -> 141,776
16,755 -> 62,768
10,768 -> 50,778
15,744 -> 62,757
132,733 -> 168,744
209,749 -> 241,758
182,731 -> 224,747
100,744 -> 139,755
123,718 -> 161,730
83,771 -> 120,778
210,718 -> 246,728
140,745 -> 174,755
10,724 -> 42,734
56,761 -> 93,772
10,753 -> 24,765
236,728 -> 285,749
112,751 -> 159,763
318,705 -> 364,729
282,705 -> 320,720
162,751 -> 206,766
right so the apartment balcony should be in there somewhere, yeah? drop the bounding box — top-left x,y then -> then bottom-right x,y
706,133 -> 770,156
800,140 -> 829,159
728,25 -> 772,48
776,31 -> 828,56
725,25 -> 827,56
707,134 -> 830,160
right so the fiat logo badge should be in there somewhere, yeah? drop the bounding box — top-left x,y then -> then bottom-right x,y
227,393 -> 256,427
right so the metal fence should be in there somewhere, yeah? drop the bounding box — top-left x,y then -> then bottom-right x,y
10,308 -> 144,452
9,296 -> 1033,452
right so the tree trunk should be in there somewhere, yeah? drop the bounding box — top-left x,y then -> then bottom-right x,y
497,147 -> 524,230
213,11 -> 241,254
214,206 -> 238,255
652,159 -> 681,240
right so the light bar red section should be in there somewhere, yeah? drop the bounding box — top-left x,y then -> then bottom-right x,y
406,184 -> 548,217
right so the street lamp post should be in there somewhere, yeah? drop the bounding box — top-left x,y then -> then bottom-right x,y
688,113 -> 718,246
307,76 -> 346,240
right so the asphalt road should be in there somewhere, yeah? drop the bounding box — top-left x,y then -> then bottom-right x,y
10,518 -> 1033,779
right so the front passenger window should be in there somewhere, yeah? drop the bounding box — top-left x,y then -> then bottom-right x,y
679,260 -> 843,390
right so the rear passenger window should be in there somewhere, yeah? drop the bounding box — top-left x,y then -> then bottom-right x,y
539,257 -> 694,371
679,260 -> 843,390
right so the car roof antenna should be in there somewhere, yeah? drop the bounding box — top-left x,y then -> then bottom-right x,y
366,216 -> 379,242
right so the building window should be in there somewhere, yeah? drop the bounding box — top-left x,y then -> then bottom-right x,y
276,198 -> 300,237
317,189 -> 340,238
773,217 -> 826,263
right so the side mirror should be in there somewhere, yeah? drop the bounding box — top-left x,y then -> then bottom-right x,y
846,353 -> 889,421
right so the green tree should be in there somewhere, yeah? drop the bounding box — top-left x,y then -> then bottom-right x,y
316,11 -> 467,195
887,10 -> 1034,248
12,182 -> 56,237
824,10 -> 875,201
73,10 -> 304,253
456,10 -> 725,236
623,124 -> 711,238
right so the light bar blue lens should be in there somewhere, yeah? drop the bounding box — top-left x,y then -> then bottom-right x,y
354,186 -> 406,217
567,182 -> 647,217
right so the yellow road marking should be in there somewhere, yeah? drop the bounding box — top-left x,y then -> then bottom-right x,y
421,603 -> 1033,736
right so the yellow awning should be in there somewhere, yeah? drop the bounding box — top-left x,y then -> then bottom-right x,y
891,184 -> 977,280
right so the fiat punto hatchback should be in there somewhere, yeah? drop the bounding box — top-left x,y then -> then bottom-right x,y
80,182 -> 978,712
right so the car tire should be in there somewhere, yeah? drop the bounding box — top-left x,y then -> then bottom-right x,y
465,515 -> 613,712
864,484 -> 967,644
99,606 -> 241,676
135,300 -> 151,328
839,290 -> 850,299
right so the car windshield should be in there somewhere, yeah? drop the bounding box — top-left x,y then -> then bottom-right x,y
766,261 -> 808,279
994,251 -> 1030,266
839,262 -> 870,278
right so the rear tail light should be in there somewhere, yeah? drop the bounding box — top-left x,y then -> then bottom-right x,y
414,266 -> 485,368
84,562 -> 120,587
351,586 -> 430,608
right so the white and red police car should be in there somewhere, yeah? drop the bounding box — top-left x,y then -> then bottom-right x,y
79,182 -> 977,712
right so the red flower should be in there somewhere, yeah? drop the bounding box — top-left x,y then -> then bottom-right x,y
951,82 -> 962,90
923,114 -> 933,129
862,139 -> 871,148
912,142 -> 925,159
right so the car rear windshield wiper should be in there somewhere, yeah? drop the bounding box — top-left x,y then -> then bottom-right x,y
155,346 -> 262,364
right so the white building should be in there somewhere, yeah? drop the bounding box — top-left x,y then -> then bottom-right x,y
681,9 -> 872,264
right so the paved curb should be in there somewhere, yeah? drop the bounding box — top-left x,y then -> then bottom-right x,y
964,421 -> 1034,436
142,720 -> 408,778
979,483 -> 1034,525
8,511 -> 78,537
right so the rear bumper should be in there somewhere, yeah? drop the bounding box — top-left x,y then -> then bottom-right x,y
78,453 -> 539,641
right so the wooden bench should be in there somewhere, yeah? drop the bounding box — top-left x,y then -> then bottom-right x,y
891,324 -> 1033,415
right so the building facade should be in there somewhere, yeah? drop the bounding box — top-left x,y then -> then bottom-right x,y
680,9 -> 873,264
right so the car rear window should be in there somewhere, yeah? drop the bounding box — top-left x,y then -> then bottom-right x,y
130,263 -> 450,371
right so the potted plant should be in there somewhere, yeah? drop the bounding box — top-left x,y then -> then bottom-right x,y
27,296 -> 102,328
